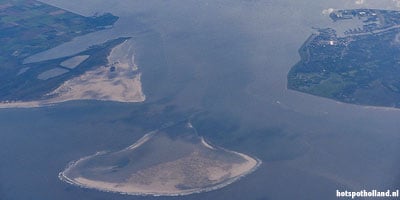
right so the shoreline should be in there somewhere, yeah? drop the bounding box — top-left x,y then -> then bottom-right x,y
0,97 -> 145,109
59,157 -> 262,197
287,89 -> 400,113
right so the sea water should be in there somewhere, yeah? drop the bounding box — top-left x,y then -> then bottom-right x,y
1,0 -> 400,199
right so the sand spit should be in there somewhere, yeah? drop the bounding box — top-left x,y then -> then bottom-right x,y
201,137 -> 216,150
127,132 -> 156,150
0,39 -> 145,109
107,39 -> 138,71
44,38 -> 145,103
59,126 -> 262,196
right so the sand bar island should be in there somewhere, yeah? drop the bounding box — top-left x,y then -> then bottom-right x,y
59,122 -> 261,196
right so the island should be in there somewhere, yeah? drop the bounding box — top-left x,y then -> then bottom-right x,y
288,9 -> 400,108
0,0 -> 145,108
59,122 -> 261,196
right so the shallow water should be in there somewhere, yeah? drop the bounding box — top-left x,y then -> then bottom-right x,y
37,68 -> 69,80
1,0 -> 400,199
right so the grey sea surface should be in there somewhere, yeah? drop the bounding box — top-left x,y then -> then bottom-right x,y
1,0 -> 400,199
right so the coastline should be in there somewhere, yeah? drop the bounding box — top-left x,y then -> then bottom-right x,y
0,97 -> 145,109
286,89 -> 400,113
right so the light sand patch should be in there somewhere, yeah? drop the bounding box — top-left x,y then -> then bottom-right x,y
72,176 -> 183,194
45,38 -> 144,102
229,152 -> 259,177
60,55 -> 90,69
47,69 -> 145,102
127,132 -> 155,150
207,167 -> 228,181
201,137 -> 216,150
0,101 -> 42,109
322,8 -> 335,15
108,39 -> 137,71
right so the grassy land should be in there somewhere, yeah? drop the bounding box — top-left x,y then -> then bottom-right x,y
288,9 -> 400,108
0,0 -> 120,101
0,0 -> 118,65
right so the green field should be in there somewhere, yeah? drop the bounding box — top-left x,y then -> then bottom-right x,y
0,0 -> 118,65
288,9 -> 400,108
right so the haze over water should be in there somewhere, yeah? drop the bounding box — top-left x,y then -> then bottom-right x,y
1,0 -> 400,199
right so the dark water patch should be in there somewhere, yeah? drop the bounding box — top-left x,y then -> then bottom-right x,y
192,112 -> 309,162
